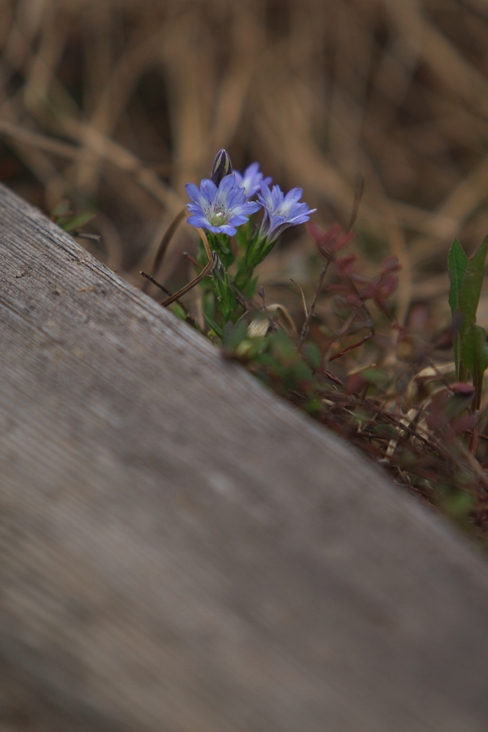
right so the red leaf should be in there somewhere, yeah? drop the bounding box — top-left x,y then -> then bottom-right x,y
380,256 -> 402,274
307,222 -> 355,257
335,255 -> 357,275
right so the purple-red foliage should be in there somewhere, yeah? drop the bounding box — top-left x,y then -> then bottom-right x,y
309,222 -> 402,314
426,387 -> 476,436
307,222 -> 354,257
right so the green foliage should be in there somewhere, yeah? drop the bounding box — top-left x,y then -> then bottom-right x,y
210,254 -> 237,324
458,238 -> 487,330
438,487 -> 475,535
51,200 -> 95,233
461,324 -> 488,406
196,227 -> 271,326
222,320 -> 248,350
448,239 -> 468,315
170,302 -> 187,321
448,236 -> 488,408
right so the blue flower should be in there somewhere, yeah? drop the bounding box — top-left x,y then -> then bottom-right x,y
258,182 -> 316,242
234,162 -> 272,199
186,173 -> 261,235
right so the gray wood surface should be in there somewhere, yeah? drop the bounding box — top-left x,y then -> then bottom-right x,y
1,182 -> 488,731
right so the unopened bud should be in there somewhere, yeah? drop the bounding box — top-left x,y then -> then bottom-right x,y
235,339 -> 253,358
211,252 -> 226,280
211,149 -> 233,185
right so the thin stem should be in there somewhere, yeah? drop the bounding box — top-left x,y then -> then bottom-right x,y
298,259 -> 331,348
161,258 -> 213,307
139,271 -> 173,297
323,303 -> 374,365
182,251 -> 202,270
290,279 -> 309,320
197,228 -> 214,262
346,174 -> 364,232
328,329 -> 375,362
143,208 -> 186,293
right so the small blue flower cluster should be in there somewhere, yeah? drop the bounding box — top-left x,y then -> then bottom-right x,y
186,175 -> 260,236
185,149 -> 315,243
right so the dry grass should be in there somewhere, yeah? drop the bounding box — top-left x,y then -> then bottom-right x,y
0,0 -> 488,334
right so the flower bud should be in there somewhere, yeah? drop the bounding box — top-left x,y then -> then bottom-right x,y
211,149 -> 233,185
211,252 -> 226,280
235,339 -> 254,358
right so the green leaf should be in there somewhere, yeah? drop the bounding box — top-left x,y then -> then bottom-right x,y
211,257 -> 237,322
207,232 -> 234,268
458,236 -> 488,332
303,341 -> 321,370
448,238 -> 468,313
460,323 -> 488,398
234,220 -> 252,251
445,389 -> 475,421
360,368 -> 390,386
169,302 -> 187,322
222,320 -> 248,350
448,239 -> 469,379
51,200 -> 70,218
203,313 -> 223,339
373,424 -> 399,439
61,212 -> 95,232
453,333 -> 462,383
438,489 -> 474,533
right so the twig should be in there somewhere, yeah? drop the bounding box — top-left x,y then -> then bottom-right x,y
72,231 -> 102,243
231,286 -> 252,312
182,251 -> 202,270
144,228 -> 214,308
470,424 -> 478,455
258,287 -> 273,325
161,258 -> 213,307
328,329 -> 375,362
0,120 -> 84,160
139,271 -> 173,297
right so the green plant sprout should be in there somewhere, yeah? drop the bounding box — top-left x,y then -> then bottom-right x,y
448,237 -> 488,413
51,200 -> 96,234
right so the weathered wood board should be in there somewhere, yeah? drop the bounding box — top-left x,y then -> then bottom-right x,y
1,182 -> 488,731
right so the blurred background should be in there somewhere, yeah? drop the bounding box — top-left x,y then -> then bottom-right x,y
2,0 -> 488,327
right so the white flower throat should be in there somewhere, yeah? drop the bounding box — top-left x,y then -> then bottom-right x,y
210,210 -> 227,225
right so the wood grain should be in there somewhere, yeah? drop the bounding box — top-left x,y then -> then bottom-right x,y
1,182 -> 488,731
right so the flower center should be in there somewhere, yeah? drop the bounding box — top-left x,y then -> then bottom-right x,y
210,210 -> 227,226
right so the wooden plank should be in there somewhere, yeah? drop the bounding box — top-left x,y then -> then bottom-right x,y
0,181 -> 488,731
